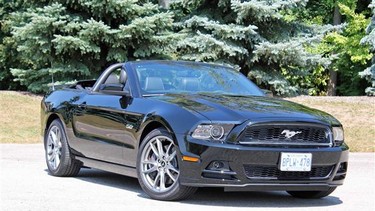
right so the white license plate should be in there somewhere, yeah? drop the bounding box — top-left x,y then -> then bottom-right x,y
280,153 -> 312,172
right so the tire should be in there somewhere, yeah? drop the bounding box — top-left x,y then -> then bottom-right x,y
287,187 -> 337,199
137,128 -> 197,201
44,119 -> 81,177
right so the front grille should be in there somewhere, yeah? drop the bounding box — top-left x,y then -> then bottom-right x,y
243,165 -> 334,180
239,123 -> 332,147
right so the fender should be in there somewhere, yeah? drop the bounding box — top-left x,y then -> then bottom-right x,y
137,113 -> 176,144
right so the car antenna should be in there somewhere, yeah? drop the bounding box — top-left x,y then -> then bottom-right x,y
51,73 -> 55,91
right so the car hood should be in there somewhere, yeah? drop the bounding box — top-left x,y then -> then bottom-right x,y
153,94 -> 340,125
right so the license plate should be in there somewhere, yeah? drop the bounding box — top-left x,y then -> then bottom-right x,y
280,153 -> 312,172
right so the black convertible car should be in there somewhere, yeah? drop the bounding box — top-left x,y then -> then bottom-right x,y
41,60 -> 348,201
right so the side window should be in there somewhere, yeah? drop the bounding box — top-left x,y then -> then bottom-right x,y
104,68 -> 121,84
100,68 -> 125,92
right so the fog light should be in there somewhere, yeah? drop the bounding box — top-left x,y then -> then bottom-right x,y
203,161 -> 237,180
213,161 -> 224,169
207,161 -> 230,171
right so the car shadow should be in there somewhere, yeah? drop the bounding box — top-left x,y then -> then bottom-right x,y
182,188 -> 342,208
74,168 -> 144,195
63,168 -> 343,208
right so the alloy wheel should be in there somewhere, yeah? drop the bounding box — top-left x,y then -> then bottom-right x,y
46,125 -> 62,170
140,136 -> 179,193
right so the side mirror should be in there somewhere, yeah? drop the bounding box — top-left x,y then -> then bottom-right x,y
262,89 -> 273,97
119,95 -> 133,109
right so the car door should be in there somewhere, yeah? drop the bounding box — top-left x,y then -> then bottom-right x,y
70,65 -> 143,166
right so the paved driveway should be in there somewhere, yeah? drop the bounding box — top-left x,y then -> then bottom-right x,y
1,144 -> 374,211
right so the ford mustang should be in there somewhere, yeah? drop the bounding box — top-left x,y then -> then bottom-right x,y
41,60 -> 348,201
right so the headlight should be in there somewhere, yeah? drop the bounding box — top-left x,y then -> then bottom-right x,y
192,124 -> 234,141
332,127 -> 344,146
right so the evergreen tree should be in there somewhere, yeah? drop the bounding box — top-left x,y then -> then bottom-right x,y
7,0 -> 175,93
4,0 -> 370,96
291,0 -> 372,95
170,0 -> 330,96
0,0 -> 36,91
360,0 -> 375,95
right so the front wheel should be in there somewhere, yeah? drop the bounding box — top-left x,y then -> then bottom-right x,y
287,187 -> 337,199
137,128 -> 197,201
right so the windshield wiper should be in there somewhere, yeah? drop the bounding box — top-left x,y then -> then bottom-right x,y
143,93 -> 165,97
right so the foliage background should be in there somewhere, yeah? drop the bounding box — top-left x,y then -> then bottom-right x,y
0,0 -> 373,95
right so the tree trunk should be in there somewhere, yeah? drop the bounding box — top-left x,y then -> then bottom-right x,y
327,4 -> 342,96
158,0 -> 170,9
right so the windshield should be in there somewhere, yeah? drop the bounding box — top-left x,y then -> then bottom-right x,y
131,61 -> 264,97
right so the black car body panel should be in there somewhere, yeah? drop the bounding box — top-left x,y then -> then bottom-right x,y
150,94 -> 341,125
41,60 -> 348,194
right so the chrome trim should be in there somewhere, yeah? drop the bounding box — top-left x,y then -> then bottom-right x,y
238,142 -> 332,147
239,122 -> 333,147
202,169 -> 237,175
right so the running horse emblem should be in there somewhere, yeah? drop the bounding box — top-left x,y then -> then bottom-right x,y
281,130 -> 302,139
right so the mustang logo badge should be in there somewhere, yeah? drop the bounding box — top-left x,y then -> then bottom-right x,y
281,130 -> 302,139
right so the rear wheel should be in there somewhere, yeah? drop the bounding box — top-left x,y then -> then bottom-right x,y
44,119 -> 81,177
287,187 -> 337,199
137,128 -> 197,201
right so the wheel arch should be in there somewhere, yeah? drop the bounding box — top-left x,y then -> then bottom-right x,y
45,114 -> 60,129
136,115 -> 198,200
138,118 -> 177,147
43,113 -> 67,145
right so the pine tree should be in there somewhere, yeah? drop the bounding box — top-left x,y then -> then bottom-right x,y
360,0 -> 375,95
170,0 -> 330,95
0,0 -> 36,90
7,0 -> 175,93
5,0 -> 360,96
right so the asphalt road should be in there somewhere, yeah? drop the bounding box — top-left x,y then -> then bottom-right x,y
1,144 -> 374,211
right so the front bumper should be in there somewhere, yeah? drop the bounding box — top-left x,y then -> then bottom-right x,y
178,137 -> 349,191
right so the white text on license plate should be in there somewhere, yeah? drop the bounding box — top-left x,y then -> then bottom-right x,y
280,153 -> 312,172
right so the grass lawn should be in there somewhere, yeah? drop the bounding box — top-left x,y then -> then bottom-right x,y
0,91 -> 42,144
287,96 -> 375,152
0,91 -> 374,152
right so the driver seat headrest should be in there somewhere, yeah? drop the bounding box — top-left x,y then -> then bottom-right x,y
120,69 -> 127,84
